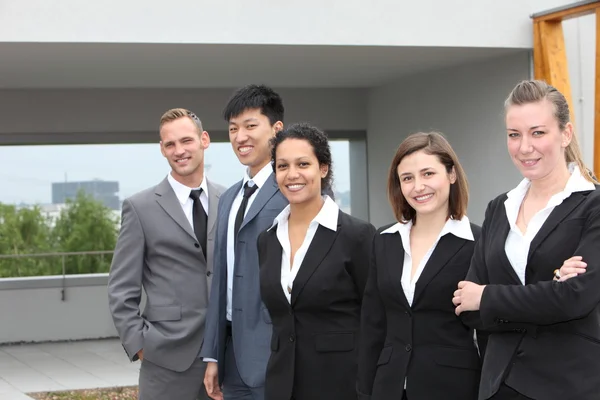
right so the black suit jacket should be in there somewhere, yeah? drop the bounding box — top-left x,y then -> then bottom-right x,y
257,210 -> 376,400
357,222 -> 483,400
462,188 -> 600,400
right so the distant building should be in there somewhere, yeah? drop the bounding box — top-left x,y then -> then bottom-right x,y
52,180 -> 120,210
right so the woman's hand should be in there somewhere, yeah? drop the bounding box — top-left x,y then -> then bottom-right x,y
554,256 -> 587,282
453,281 -> 486,316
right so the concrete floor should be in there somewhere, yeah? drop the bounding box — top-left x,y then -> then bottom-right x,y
0,338 -> 138,399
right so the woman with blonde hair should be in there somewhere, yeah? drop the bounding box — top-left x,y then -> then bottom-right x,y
453,80 -> 600,400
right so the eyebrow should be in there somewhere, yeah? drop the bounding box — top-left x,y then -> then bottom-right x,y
276,157 -> 311,163
507,125 -> 546,132
163,136 -> 194,145
230,118 -> 259,125
399,167 -> 433,177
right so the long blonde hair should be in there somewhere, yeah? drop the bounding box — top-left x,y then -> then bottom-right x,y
504,80 -> 596,183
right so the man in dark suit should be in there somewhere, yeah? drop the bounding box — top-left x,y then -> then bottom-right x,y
201,85 -> 288,400
108,108 -> 224,399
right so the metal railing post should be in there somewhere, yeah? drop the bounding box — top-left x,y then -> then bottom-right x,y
61,254 -> 66,301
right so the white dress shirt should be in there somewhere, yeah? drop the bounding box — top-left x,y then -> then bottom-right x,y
504,165 -> 595,284
269,196 -> 339,303
226,163 -> 274,321
167,172 -> 209,230
381,216 -> 474,306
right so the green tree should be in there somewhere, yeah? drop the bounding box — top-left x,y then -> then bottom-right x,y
0,204 -> 55,277
52,191 -> 119,274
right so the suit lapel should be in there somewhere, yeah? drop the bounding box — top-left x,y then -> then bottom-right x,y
240,175 -> 278,231
380,233 -> 412,311
263,228 -> 290,305
291,218 -> 341,307
206,179 -> 222,237
223,180 -> 243,224
412,234 -> 466,304
496,207 -> 523,285
154,178 -> 196,240
527,191 -> 588,263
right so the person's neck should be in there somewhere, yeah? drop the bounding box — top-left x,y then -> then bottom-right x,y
412,206 -> 448,237
248,159 -> 270,179
172,168 -> 204,188
289,196 -> 325,227
528,163 -> 571,200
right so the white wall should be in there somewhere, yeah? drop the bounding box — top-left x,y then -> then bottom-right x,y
0,275 -> 117,343
564,14 -> 596,167
366,52 -> 531,227
0,0 -> 579,48
0,88 -> 366,142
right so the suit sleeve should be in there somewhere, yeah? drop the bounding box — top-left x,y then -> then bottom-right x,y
107,199 -> 145,361
357,234 -> 386,400
349,222 -> 377,300
459,201 -> 492,330
480,206 -> 600,326
200,200 -> 225,361
460,200 -> 532,333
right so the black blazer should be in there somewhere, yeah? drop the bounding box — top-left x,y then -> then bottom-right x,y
463,188 -> 600,400
357,222 -> 483,400
257,210 -> 376,400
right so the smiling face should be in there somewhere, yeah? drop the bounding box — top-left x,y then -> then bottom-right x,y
397,150 -> 456,219
160,117 -> 210,186
275,138 -> 328,206
505,99 -> 572,182
228,108 -> 282,177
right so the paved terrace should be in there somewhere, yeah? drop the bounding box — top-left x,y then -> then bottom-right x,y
0,339 -> 138,399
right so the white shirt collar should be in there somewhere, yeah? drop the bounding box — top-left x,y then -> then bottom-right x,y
167,173 -> 208,205
506,164 -> 595,203
380,215 -> 474,242
242,162 -> 273,191
269,195 -> 339,232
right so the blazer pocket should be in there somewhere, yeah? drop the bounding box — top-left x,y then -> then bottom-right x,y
262,306 -> 272,324
314,332 -> 355,353
434,348 -> 481,370
573,332 -> 600,346
145,305 -> 182,322
377,345 -> 393,366
271,333 -> 279,352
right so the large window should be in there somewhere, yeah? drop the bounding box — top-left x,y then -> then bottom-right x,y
0,140 -> 353,277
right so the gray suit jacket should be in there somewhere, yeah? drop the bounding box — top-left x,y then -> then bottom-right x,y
108,177 -> 224,372
201,173 -> 288,387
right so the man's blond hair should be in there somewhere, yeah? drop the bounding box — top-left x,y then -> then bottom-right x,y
159,108 -> 203,135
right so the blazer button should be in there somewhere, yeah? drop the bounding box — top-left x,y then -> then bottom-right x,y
405,344 -> 412,352
289,334 -> 295,342
194,243 -> 200,248
206,271 -> 212,277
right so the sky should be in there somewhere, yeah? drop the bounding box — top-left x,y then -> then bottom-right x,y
0,141 -> 350,205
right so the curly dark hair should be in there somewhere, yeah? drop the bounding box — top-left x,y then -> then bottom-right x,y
270,122 -> 334,197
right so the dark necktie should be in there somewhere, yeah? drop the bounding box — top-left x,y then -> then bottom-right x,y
189,189 -> 208,257
234,182 -> 259,246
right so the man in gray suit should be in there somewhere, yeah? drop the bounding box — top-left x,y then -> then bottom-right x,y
108,108 -> 224,400
201,85 -> 288,400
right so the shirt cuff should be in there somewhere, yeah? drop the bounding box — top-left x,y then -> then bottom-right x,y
203,358 -> 218,363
